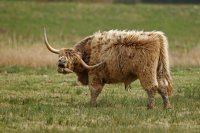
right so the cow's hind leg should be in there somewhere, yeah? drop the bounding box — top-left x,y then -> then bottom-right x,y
158,79 -> 171,109
158,89 -> 171,109
139,73 -> 158,109
124,83 -> 132,92
146,87 -> 157,109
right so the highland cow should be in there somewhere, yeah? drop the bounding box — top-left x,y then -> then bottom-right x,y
44,29 -> 173,109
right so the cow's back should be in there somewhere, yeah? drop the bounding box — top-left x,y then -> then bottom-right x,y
88,30 -> 161,83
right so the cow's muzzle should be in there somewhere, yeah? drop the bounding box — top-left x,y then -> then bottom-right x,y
58,59 -> 66,68
58,63 -> 65,68
57,67 -> 73,74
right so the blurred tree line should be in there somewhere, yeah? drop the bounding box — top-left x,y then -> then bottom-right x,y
16,0 -> 200,3
114,0 -> 200,3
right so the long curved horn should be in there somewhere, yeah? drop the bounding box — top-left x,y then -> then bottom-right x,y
79,57 -> 104,70
44,28 -> 60,54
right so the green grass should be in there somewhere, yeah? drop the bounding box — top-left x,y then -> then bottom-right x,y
0,66 -> 200,132
0,2 -> 200,50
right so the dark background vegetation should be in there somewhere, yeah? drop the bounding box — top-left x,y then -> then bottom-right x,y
5,0 -> 200,4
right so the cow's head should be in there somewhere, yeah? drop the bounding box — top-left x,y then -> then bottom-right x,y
44,28 -> 103,74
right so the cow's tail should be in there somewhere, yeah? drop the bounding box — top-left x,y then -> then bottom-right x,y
157,32 -> 173,96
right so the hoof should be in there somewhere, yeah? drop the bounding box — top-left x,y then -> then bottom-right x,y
147,104 -> 154,110
90,101 -> 97,107
164,104 -> 172,109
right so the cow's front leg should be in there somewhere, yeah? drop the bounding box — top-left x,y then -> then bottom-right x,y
89,83 -> 104,107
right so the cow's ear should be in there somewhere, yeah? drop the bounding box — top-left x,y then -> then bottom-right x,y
74,36 -> 93,53
74,36 -> 93,64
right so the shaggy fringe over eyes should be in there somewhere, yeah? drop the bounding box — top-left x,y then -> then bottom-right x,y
64,49 -> 82,64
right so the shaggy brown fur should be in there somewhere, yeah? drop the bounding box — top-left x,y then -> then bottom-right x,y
44,30 -> 173,109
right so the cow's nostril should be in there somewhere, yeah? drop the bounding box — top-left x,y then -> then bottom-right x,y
58,63 -> 65,68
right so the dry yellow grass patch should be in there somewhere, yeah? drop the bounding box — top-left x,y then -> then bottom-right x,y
170,46 -> 200,66
1,44 -> 200,67
0,44 -> 57,67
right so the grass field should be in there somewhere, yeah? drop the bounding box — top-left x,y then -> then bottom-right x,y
0,2 -> 200,48
0,66 -> 200,132
0,2 -> 200,67
0,1 -> 200,133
